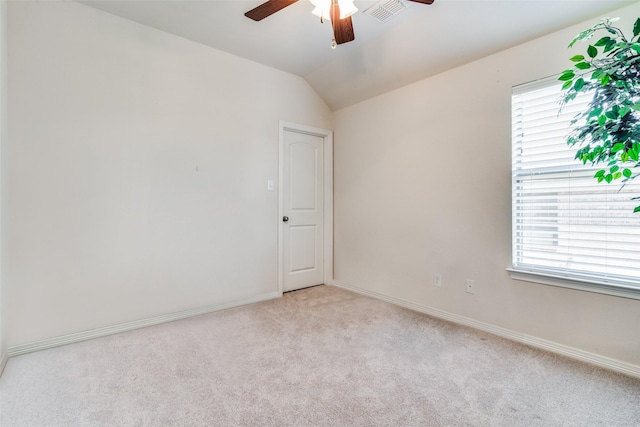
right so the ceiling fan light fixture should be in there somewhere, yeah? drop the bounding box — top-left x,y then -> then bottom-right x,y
310,0 -> 358,21
338,0 -> 358,18
311,3 -> 331,21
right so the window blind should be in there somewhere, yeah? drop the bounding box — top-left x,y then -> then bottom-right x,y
512,78 -> 640,289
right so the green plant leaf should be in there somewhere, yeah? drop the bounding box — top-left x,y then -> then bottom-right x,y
569,54 -> 585,62
614,172 -> 622,179
559,70 -> 575,81
605,174 -> 613,183
562,80 -> 572,90
633,103 -> 640,111
588,107 -> 603,118
594,36 -> 612,46
634,206 -> 640,213
594,170 -> 605,178
574,78 -> 585,91
631,44 -> 640,54
611,142 -> 625,153
569,26 -> 598,47
610,165 -> 620,173
620,106 -> 631,118
629,149 -> 639,162
621,152 -> 629,162
587,44 -> 598,58
623,168 -> 633,178
604,40 -> 616,52
598,115 -> 607,126
635,18 -> 640,36
575,62 -> 591,70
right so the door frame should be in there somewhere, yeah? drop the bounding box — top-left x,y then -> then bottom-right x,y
278,121 -> 333,294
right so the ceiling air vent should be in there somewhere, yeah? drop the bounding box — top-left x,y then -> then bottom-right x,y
363,0 -> 410,22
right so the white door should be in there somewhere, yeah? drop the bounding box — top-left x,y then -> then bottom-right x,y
282,129 -> 324,292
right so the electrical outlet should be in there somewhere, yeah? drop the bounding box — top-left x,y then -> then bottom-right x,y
466,279 -> 476,294
434,274 -> 442,287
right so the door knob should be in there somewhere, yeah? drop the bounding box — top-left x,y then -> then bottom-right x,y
283,216 -> 289,222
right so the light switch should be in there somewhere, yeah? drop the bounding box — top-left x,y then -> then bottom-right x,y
267,180 -> 274,191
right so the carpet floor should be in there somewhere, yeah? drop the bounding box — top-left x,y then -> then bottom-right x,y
1,285 -> 639,426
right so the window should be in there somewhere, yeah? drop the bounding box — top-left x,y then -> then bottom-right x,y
509,77 -> 640,299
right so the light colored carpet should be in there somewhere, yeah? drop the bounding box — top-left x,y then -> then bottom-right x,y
1,285 -> 639,426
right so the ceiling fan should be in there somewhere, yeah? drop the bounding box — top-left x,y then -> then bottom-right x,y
244,0 -> 435,47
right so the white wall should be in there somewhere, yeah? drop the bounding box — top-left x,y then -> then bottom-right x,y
0,0 -> 8,367
7,1 -> 331,346
333,2 -> 640,366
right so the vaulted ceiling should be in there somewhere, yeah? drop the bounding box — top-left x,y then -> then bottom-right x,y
79,0 -> 636,110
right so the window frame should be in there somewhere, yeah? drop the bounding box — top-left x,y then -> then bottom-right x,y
508,76 -> 640,301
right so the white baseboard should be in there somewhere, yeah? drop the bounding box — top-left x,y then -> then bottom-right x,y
331,280 -> 640,380
7,291 -> 281,358
0,350 -> 8,376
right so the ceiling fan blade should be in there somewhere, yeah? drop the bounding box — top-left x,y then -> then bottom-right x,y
407,0 -> 435,4
330,4 -> 355,45
245,0 -> 298,21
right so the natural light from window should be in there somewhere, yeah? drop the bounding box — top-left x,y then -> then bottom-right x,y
510,77 -> 640,298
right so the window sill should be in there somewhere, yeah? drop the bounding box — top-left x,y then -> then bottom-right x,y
506,268 -> 640,301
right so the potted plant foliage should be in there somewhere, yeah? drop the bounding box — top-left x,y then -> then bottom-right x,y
559,17 -> 640,213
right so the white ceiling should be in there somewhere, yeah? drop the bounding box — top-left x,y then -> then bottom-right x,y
79,0 -> 637,110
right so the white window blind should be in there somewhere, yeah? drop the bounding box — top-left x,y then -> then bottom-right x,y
511,78 -> 640,293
